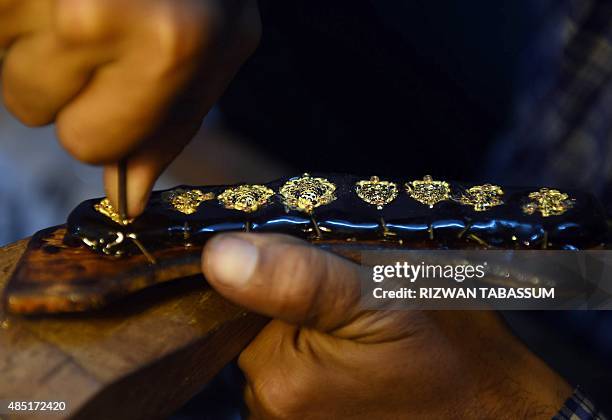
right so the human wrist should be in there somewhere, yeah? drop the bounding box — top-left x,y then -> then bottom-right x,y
473,345 -> 572,419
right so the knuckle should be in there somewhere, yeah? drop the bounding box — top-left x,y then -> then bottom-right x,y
148,4 -> 211,74
55,0 -> 113,43
4,104 -> 50,126
55,118 -> 105,164
251,375 -> 307,420
238,342 -> 259,375
2,85 -> 52,127
237,349 -> 250,373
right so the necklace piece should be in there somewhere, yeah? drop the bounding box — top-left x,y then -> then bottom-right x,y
458,184 -> 504,212
355,176 -> 398,210
279,173 -> 336,214
218,184 -> 274,213
405,175 -> 450,208
522,188 -> 574,217
162,188 -> 215,215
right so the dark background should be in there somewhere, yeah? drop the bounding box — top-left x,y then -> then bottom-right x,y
221,0 -> 547,180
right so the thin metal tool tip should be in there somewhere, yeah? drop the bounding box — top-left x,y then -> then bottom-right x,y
127,233 -> 157,265
118,160 -> 128,221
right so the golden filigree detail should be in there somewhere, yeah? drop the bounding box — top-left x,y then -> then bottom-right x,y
458,184 -> 504,212
162,188 -> 215,215
279,173 -> 336,213
94,198 -> 133,225
218,184 -> 275,213
522,188 -> 574,217
405,175 -> 450,208
355,176 -> 398,210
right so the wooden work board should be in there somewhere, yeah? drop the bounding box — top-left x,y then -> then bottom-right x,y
0,237 -> 268,420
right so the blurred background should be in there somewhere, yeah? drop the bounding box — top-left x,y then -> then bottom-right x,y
1,0 -> 611,417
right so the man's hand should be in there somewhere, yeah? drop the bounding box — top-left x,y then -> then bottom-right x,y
202,233 -> 572,419
0,0 -> 261,216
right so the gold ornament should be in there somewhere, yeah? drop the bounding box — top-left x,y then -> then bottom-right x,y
279,173 -> 336,213
522,188 -> 574,217
218,184 -> 275,213
94,198 -> 133,225
162,188 -> 215,215
355,176 -> 398,210
405,175 -> 450,208
458,184 -> 504,212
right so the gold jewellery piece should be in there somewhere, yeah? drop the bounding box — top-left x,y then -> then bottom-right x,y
458,184 -> 504,212
355,176 -> 399,210
279,173 -> 337,214
162,188 -> 215,215
218,184 -> 275,213
522,188 -> 575,217
94,198 -> 133,225
405,175 -> 450,208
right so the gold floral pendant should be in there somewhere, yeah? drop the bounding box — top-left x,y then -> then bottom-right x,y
458,184 -> 504,212
522,188 -> 574,217
162,188 -> 215,215
355,176 -> 398,210
218,184 -> 275,213
405,175 -> 450,208
279,173 -> 336,214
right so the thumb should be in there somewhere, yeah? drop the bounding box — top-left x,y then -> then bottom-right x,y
202,233 -> 365,332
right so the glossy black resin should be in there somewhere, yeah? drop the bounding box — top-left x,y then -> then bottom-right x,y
66,174 -> 609,256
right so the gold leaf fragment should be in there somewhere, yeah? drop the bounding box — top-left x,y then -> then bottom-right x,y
459,184 -> 504,212
94,198 -> 133,225
522,188 -> 574,217
162,188 -> 215,215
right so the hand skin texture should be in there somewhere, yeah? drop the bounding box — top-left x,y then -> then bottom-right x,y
202,233 -> 573,420
0,0 -> 261,217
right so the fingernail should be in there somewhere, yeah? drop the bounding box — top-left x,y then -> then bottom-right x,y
207,236 -> 259,287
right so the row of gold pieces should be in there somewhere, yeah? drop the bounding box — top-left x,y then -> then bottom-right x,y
403,176 -> 505,211
360,175 -> 504,211
155,174 -> 334,215
359,175 -> 574,216
157,173 -> 337,215
211,174 -> 573,217
95,174 -> 575,223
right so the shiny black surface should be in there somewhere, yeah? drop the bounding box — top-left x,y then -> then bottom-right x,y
67,174 -> 609,256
